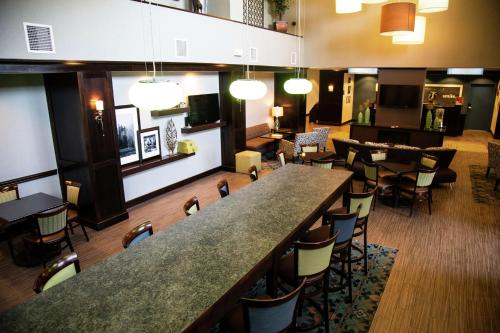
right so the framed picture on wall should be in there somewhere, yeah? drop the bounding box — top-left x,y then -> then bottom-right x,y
115,105 -> 141,166
138,126 -> 161,161
424,84 -> 463,107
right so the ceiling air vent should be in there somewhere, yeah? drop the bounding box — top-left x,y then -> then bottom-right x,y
249,47 -> 258,62
23,22 -> 55,53
175,39 -> 188,58
290,51 -> 297,65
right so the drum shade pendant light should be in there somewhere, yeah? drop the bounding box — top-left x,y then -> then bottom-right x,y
380,2 -> 416,36
336,0 -> 362,14
418,0 -> 449,13
284,0 -> 312,94
229,0 -> 267,100
129,1 -> 182,110
392,16 -> 426,44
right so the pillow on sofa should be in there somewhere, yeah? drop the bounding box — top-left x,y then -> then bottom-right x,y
341,138 -> 360,144
426,146 -> 448,150
394,144 -> 420,150
365,141 -> 390,147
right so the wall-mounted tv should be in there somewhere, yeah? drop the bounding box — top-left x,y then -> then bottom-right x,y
379,85 -> 420,108
188,93 -> 220,126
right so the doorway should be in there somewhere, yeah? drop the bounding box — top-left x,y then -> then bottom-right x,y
464,84 -> 496,130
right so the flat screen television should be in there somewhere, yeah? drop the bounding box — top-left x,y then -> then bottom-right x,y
188,93 -> 220,126
379,85 -> 420,108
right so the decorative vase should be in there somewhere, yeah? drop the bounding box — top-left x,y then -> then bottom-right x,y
165,119 -> 177,155
358,110 -> 364,124
425,109 -> 433,129
364,107 -> 371,125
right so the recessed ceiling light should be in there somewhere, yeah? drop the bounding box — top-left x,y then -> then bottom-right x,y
447,68 -> 484,75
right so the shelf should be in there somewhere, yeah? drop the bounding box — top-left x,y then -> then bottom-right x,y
181,121 -> 226,134
150,107 -> 189,118
121,153 -> 195,177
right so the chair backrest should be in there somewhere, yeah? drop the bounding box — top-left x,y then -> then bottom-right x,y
295,231 -> 337,277
363,160 -> 378,182
276,151 -> 286,167
487,141 -> 500,165
311,159 -> 334,169
370,149 -> 387,162
300,143 -> 319,153
293,132 -> 318,156
33,252 -> 81,293
242,278 -> 306,333
278,139 -> 294,161
330,211 -> 359,247
248,165 -> 258,182
0,184 -> 19,204
346,147 -> 358,169
36,203 -> 69,237
217,179 -> 230,198
64,180 -> 81,208
346,190 -> 375,220
122,221 -> 154,249
313,127 -> 330,151
416,168 -> 437,187
183,196 -> 200,216
420,153 -> 439,169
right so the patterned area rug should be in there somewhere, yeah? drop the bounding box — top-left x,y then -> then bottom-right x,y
242,243 -> 398,333
469,165 -> 500,205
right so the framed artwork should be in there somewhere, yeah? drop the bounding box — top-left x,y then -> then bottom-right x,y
138,126 -> 161,161
115,105 -> 141,166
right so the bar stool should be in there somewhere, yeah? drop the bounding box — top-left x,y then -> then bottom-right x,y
122,222 -> 153,249
33,252 -> 80,293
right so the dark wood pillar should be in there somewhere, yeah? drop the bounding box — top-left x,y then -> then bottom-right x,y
318,70 -> 346,125
44,72 -> 128,230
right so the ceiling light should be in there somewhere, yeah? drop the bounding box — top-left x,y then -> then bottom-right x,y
380,2 -> 416,36
336,0 -> 362,14
362,0 -> 388,4
284,78 -> 313,94
447,68 -> 484,75
348,68 -> 379,74
418,0 -> 449,13
229,79 -> 268,100
392,16 -> 427,44
129,80 -> 183,110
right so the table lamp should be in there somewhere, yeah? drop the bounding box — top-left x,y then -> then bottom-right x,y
272,106 -> 284,131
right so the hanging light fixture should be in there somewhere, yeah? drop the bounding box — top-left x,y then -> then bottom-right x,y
129,1 -> 183,110
229,0 -> 267,100
284,0 -> 312,94
336,0 -> 362,14
418,0 -> 449,13
380,2 -> 416,36
362,0 -> 388,4
392,16 -> 427,44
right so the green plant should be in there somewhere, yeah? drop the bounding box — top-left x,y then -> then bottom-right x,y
269,0 -> 292,21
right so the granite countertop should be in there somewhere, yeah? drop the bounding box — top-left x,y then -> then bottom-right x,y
0,164 -> 352,332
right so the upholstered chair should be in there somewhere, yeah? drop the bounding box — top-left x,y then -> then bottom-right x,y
363,161 -> 395,210
313,127 -> 330,151
370,149 -> 395,179
217,179 -> 230,198
33,252 -> 80,293
402,153 -> 439,183
311,158 -> 334,169
122,222 -> 154,249
293,132 -> 319,157
399,168 -> 437,216
0,184 -> 19,204
248,165 -> 258,182
278,139 -> 295,162
183,196 -> 200,216
300,143 -> 320,153
64,180 -> 89,242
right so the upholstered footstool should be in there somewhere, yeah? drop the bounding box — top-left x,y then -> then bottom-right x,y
235,150 -> 261,174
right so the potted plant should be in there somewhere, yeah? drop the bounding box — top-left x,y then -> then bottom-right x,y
269,0 -> 292,33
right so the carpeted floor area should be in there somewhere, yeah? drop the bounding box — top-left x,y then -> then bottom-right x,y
469,165 -> 500,205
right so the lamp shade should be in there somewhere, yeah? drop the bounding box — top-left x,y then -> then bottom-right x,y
284,78 -> 313,94
418,0 -> 449,13
336,0 -> 362,14
380,2 -> 416,36
362,0 -> 388,4
129,79 -> 183,110
392,16 -> 426,44
271,106 -> 284,117
229,79 -> 268,100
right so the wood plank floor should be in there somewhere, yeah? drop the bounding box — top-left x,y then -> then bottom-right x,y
0,130 -> 499,333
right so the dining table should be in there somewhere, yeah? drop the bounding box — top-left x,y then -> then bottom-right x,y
375,160 -> 418,207
0,192 -> 63,262
299,151 -> 340,164
0,164 -> 353,333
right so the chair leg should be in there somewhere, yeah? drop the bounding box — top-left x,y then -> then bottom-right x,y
409,193 -> 415,217
373,188 -> 377,211
363,226 -> 368,275
347,247 -> 353,303
80,223 -> 90,242
428,193 -> 432,215
323,275 -> 330,333
495,179 -> 499,191
486,167 -> 490,177
65,230 -> 74,252
69,221 -> 74,235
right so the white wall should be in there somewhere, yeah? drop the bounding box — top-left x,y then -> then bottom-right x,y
112,72 -> 222,201
0,74 -> 61,198
245,72 -> 274,128
0,0 -> 299,67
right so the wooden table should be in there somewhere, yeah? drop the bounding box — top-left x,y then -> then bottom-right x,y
300,151 -> 339,164
376,160 -> 418,207
0,164 -> 352,332
0,193 -> 63,260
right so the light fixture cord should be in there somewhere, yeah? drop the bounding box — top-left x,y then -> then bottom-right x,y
245,0 -> 250,80
148,0 -> 157,81
297,0 -> 301,78
140,0 -> 148,77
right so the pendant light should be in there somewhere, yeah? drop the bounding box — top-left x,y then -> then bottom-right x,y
129,1 -> 182,110
229,0 -> 267,100
392,16 -> 426,44
284,0 -> 312,95
336,0 -> 362,14
380,2 -> 416,36
418,0 -> 449,13
362,0 -> 388,4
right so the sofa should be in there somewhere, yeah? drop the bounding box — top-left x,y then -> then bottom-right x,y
246,124 -> 274,153
332,138 -> 457,185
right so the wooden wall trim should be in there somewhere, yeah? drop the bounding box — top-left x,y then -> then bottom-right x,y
125,166 -> 224,208
0,169 -> 58,187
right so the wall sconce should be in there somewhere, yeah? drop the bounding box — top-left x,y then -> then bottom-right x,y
328,84 -> 334,92
94,100 -> 105,136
